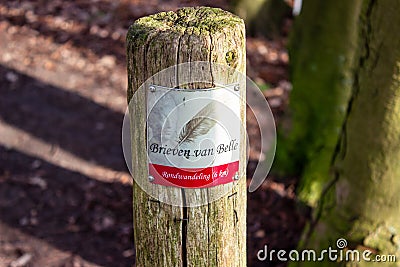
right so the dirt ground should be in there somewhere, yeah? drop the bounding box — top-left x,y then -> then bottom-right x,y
0,1 -> 307,266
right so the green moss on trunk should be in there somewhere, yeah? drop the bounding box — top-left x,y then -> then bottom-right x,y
293,1 -> 400,266
276,0 -> 363,206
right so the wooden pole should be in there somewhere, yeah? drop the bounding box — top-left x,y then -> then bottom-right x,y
126,7 -> 246,266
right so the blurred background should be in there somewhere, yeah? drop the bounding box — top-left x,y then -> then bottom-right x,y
0,0 -> 305,266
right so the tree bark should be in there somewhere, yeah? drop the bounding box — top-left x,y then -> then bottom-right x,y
126,7 -> 246,267
293,1 -> 400,266
277,0 -> 363,206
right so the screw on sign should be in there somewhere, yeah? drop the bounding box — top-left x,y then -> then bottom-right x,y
126,7 -> 246,267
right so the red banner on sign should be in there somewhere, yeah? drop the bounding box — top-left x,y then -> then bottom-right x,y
149,161 -> 239,188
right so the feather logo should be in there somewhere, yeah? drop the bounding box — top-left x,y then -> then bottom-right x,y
176,102 -> 216,147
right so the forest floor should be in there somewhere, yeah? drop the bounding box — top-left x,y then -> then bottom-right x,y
0,1 -> 307,266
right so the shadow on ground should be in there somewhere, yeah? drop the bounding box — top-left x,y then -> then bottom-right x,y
0,145 -> 133,266
0,65 -> 126,172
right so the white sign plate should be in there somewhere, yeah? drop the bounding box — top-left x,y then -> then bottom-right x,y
147,84 -> 241,188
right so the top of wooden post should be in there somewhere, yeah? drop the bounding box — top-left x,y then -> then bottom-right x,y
127,7 -> 243,43
126,7 -> 245,102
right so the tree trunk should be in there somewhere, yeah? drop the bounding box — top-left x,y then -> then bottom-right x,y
293,1 -> 400,266
276,0 -> 363,206
126,7 -> 247,267
231,0 -> 290,37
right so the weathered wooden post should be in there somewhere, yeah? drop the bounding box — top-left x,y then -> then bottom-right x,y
126,7 -> 246,266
